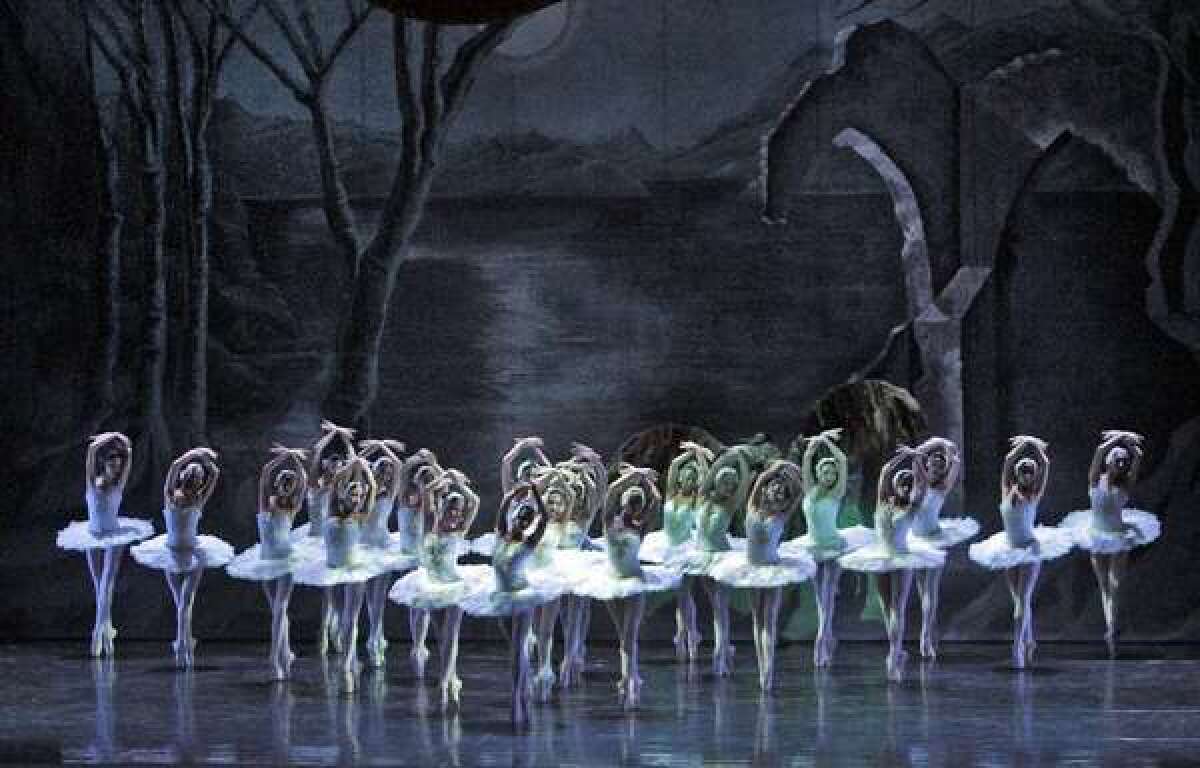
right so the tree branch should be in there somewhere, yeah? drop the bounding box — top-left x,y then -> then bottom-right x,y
293,0 -> 325,69
418,23 -> 443,170
439,21 -> 512,133
319,0 -> 372,79
200,0 -> 309,100
213,0 -> 259,77
260,0 -> 317,77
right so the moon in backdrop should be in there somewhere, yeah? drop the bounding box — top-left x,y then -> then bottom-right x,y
496,2 -> 573,59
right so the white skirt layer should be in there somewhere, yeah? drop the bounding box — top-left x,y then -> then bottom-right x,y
466,532 -> 497,557
57,518 -> 155,551
639,531 -> 697,565
458,574 -> 564,617
291,552 -> 389,587
288,522 -> 324,541
707,552 -> 817,589
567,564 -> 682,601
1061,509 -> 1161,554
909,517 -> 981,550
360,535 -> 420,574
780,525 -> 875,563
550,548 -> 608,578
838,542 -> 945,573
968,526 -> 1076,569
676,550 -> 738,577
389,565 -> 491,611
131,535 -> 234,573
226,545 -> 311,582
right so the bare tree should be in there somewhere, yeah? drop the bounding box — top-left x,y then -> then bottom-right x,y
87,0 -> 172,467
208,3 -> 517,429
159,0 -> 256,443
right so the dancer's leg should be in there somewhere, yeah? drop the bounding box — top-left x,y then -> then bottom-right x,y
87,549 -> 106,657
318,587 -> 339,655
534,598 -> 560,701
1017,562 -> 1041,667
917,566 -> 943,659
438,607 -> 464,711
365,575 -> 391,668
1089,554 -> 1114,647
339,582 -> 367,691
410,608 -> 431,678
887,570 -> 913,682
511,610 -> 533,726
171,569 -> 202,668
681,576 -> 701,660
751,590 -> 766,691
1107,552 -> 1127,655
815,561 -> 841,668
624,595 -> 645,708
763,587 -> 783,692
704,578 -> 733,677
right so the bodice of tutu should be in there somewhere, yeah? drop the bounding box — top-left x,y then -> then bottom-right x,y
912,488 -> 947,537
745,513 -> 785,565
696,499 -> 733,552
394,501 -> 421,555
605,529 -> 644,578
663,497 -> 698,547
493,540 -> 535,592
803,494 -> 844,550
559,521 -> 588,549
86,486 -> 122,535
422,532 -> 463,583
361,498 -> 395,549
533,522 -> 565,568
257,511 -> 294,560
875,503 -> 913,555
305,486 -> 332,538
164,502 -> 202,549
1089,477 -> 1128,533
1000,496 -> 1037,548
324,517 -> 362,568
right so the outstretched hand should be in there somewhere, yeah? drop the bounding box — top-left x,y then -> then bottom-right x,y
818,428 -> 844,443
1010,435 -> 1049,452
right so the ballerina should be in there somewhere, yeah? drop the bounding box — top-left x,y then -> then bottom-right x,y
780,429 -> 873,668
131,447 -> 232,668
501,436 -> 551,495
397,448 -> 444,677
57,432 -> 152,658
298,421 -> 357,655
292,456 -> 386,691
969,436 -> 1074,667
459,484 -> 563,726
358,440 -> 420,668
641,441 -> 713,661
839,448 -> 945,681
570,467 -> 681,709
388,469 -> 483,711
555,443 -> 607,688
1063,431 -> 1159,654
225,445 -> 310,680
680,447 -> 754,677
710,460 -> 816,692
910,437 -> 979,660
528,466 -> 581,700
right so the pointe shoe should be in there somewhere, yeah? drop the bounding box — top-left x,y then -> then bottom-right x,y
103,624 -> 117,657
317,625 -> 330,656
441,675 -> 462,711
366,638 -> 387,668
920,632 -> 937,660
533,668 -> 556,702
411,646 -> 430,678
624,676 -> 643,709
1012,641 -> 1026,670
329,626 -> 344,654
90,628 -> 104,659
886,649 -> 908,682
1024,639 -> 1037,666
673,632 -> 687,661
172,637 -> 197,669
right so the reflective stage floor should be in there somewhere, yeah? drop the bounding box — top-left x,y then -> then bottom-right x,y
1,641 -> 1199,766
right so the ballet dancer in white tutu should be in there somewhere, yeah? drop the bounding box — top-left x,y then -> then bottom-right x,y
397,448 -> 444,676
131,447 -> 232,668
780,428 -> 873,667
570,467 -> 680,708
1063,430 -> 1158,654
641,441 -> 713,661
910,437 -> 979,660
839,447 -> 944,681
225,446 -> 310,679
969,436 -> 1074,668
296,421 -> 357,654
554,443 -> 607,688
710,460 -> 816,692
57,432 -> 152,658
459,484 -> 563,726
292,456 -> 387,691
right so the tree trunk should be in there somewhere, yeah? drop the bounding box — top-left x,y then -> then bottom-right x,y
307,91 -> 362,278
320,164 -> 436,429
185,103 -> 212,445
95,123 -> 122,417
137,111 -> 172,466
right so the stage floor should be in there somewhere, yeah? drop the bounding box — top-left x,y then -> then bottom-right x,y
0,641 -> 1198,766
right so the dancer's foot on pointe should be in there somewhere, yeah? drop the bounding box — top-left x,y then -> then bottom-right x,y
1012,640 -> 1026,670
441,676 -> 462,711
533,668 -> 555,702
411,646 -> 430,678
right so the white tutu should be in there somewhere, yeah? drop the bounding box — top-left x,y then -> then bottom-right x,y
968,526 -> 1076,569
389,565 -> 491,611
361,535 -> 420,574
780,525 -> 875,563
708,552 -> 817,589
565,563 -> 682,601
131,534 -> 234,573
908,517 -> 981,550
676,549 -> 738,577
838,541 -> 945,573
288,522 -> 324,541
458,573 -> 564,617
57,518 -> 154,551
1061,509 -> 1161,554
225,545 -> 310,582
291,551 -> 389,587
639,531 -> 696,565
467,532 -> 497,557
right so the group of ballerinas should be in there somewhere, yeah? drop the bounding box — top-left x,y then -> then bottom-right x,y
57,424 -> 1159,722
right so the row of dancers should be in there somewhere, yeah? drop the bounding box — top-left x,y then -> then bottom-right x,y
57,425 -> 1159,722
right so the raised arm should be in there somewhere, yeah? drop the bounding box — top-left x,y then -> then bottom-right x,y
877,450 -> 910,507
197,449 -> 221,504
909,448 -> 929,510
1088,435 -> 1119,488
603,471 -> 643,529
1000,441 -> 1022,498
1030,440 -> 1051,499
501,437 -> 548,494
800,437 -> 820,494
732,450 -> 754,511
666,451 -> 692,496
